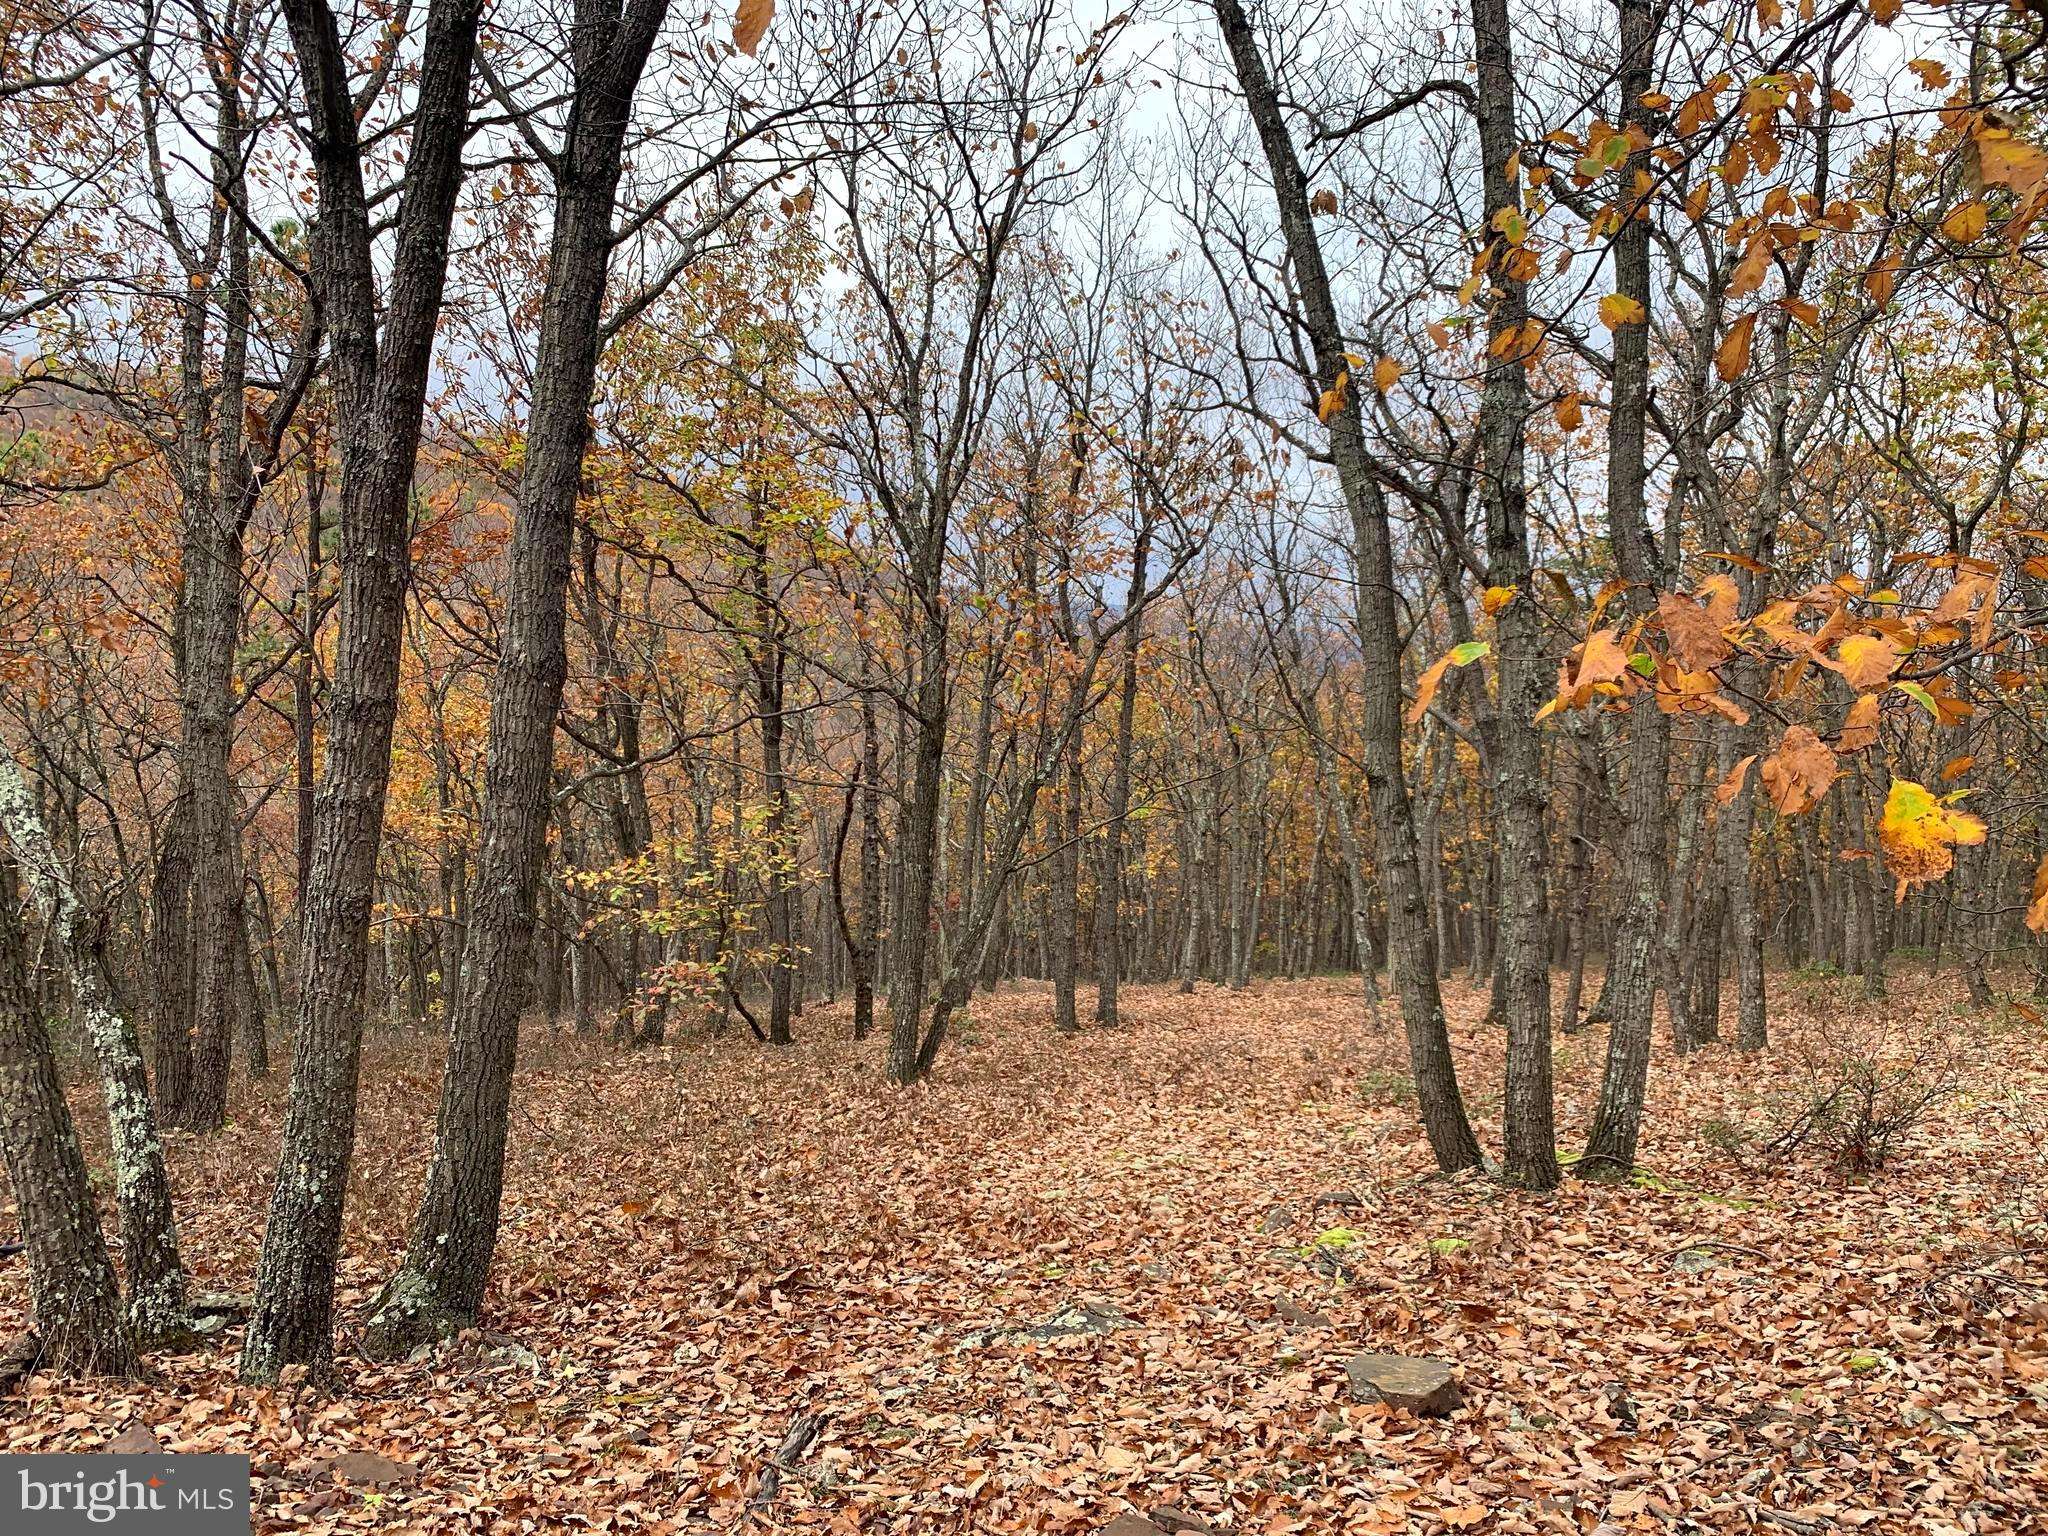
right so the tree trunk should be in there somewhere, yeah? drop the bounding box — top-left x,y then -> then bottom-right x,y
241,0 -> 483,1383
149,799 -> 194,1121
175,199 -> 254,1135
886,626 -> 949,1084
1211,0 -> 1482,1171
0,873 -> 137,1378
1581,0 -> 1670,1179
362,6 -> 668,1353
0,753 -> 186,1341
1473,0 -> 1557,1188
1093,521 -> 1151,1025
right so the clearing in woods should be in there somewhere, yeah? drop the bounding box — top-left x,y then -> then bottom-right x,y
4,973 -> 2045,1533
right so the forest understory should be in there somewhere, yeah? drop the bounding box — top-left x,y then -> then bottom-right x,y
4,973 -> 2044,1535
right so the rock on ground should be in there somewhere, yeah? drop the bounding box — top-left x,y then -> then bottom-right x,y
1344,1353 -> 1463,1416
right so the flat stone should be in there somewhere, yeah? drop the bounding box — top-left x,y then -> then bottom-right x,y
317,1451 -> 421,1486
1150,1506 -> 1224,1534
106,1425 -> 163,1454
1272,1296 -> 1333,1330
186,1292 -> 254,1320
1101,1516 -> 1164,1536
1017,1301 -> 1129,1341
1345,1353 -> 1463,1417
965,1298 -> 1134,1349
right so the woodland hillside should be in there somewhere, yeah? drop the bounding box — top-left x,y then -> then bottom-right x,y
2,0 -> 2048,1530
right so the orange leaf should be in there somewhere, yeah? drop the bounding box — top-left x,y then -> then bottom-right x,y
1759,724 -> 1838,814
1715,311 -> 1757,383
1406,640 -> 1491,725
1715,754 -> 1758,804
1316,370 -> 1350,423
734,0 -> 774,55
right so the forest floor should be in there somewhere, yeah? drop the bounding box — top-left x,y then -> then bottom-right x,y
4,971 -> 2047,1534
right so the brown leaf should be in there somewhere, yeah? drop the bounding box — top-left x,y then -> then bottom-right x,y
1837,693 -> 1880,753
734,0 -> 774,56
1714,753 -> 1757,803
1715,311 -> 1757,382
1658,590 -> 1733,671
1758,724 -> 1838,814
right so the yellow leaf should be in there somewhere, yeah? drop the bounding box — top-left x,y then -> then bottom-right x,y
1481,585 -> 1516,616
1880,777 -> 1986,902
1553,391 -> 1584,430
2029,848 -> 2048,935
1941,201 -> 1988,242
1599,292 -> 1646,328
1825,633 -> 1902,690
1372,355 -> 1404,393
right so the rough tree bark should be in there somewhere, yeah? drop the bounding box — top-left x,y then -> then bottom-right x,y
0,872 -> 137,1378
240,0 -> 484,1382
1211,0 -> 1483,1171
0,751 -> 186,1341
1471,0 -> 1558,1188
359,0 -> 672,1358
1581,0 -> 1669,1179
